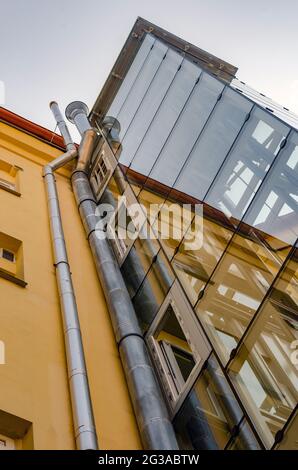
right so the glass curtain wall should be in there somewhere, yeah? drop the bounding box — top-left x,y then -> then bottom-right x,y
96,33 -> 298,449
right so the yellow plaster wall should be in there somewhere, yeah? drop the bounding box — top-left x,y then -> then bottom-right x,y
0,122 -> 141,449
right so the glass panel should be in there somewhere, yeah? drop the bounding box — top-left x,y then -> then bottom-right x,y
206,107 -> 289,223
121,225 -> 159,298
245,130 -> 298,247
151,199 -> 194,260
172,207 -> 233,305
130,59 -> 201,176
228,249 -> 298,448
107,33 -> 155,118
195,229 -> 285,364
174,88 -> 253,200
173,355 -> 243,450
124,166 -> 146,197
133,250 -> 175,332
109,199 -> 138,261
137,186 -> 165,219
227,421 -> 261,450
101,167 -> 129,202
149,73 -> 225,188
116,39 -> 168,143
275,412 -> 298,450
119,47 -> 183,166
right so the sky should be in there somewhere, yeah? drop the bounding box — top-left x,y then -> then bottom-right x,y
1,0 -> 298,139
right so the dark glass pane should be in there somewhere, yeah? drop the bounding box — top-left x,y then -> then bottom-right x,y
121,226 -> 159,298
227,421 -> 261,450
133,251 -> 175,332
174,356 -> 243,450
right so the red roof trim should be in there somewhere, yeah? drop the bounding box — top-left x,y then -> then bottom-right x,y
0,106 -> 66,150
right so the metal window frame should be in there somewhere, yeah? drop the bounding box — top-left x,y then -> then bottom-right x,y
107,185 -> 147,265
89,142 -> 118,202
146,280 -> 211,416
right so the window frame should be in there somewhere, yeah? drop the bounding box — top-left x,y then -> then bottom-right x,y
146,280 -> 211,415
0,433 -> 16,450
0,248 -> 16,263
89,142 -> 118,201
106,186 -> 146,265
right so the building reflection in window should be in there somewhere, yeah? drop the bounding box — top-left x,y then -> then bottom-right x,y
195,228 -> 285,363
206,108 -> 289,224
228,248 -> 298,448
172,207 -> 233,305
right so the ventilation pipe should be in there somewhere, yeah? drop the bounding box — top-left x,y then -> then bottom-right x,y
65,101 -> 91,136
43,102 -> 98,450
58,101 -> 178,450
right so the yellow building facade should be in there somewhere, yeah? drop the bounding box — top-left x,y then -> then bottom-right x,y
0,109 -> 141,450
0,17 -> 297,452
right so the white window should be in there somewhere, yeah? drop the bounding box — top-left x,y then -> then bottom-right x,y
0,433 -> 15,450
107,186 -> 146,265
146,281 -> 211,414
0,248 -> 15,263
90,144 -> 117,201
0,178 -> 16,192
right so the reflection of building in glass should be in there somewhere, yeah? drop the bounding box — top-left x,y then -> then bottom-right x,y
89,18 -> 298,450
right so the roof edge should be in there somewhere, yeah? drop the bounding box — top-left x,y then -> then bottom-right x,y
0,107 -> 66,151
90,17 -> 238,123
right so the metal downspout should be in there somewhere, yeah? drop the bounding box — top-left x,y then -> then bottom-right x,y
61,101 -> 178,450
43,102 -> 98,450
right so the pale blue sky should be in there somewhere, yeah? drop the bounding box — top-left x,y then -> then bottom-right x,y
1,0 -> 297,137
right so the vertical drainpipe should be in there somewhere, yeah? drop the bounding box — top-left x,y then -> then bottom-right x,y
43,102 -> 98,450
62,101 -> 178,450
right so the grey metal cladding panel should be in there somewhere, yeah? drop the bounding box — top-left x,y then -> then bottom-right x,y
130,59 -> 201,176
149,73 -> 225,188
119,48 -> 183,166
108,34 -> 155,119
174,88 -> 253,200
117,39 -> 168,141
